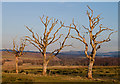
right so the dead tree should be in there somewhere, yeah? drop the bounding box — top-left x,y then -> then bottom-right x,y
68,6 -> 117,79
7,39 -> 26,74
25,16 -> 71,76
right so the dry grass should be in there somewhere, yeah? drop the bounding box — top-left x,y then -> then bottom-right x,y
2,72 -> 119,83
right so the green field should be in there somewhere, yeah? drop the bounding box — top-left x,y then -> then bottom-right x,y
2,66 -> 120,83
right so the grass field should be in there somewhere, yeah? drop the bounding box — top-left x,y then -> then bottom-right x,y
2,66 -> 120,83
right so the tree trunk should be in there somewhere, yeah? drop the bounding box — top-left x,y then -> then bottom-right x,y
16,56 -> 18,74
87,59 -> 94,79
42,61 -> 47,76
42,52 -> 47,76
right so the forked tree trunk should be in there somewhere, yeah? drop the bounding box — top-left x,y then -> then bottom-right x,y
87,59 -> 94,79
16,56 -> 18,74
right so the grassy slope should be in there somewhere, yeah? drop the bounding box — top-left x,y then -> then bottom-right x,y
2,73 -> 119,83
2,66 -> 120,83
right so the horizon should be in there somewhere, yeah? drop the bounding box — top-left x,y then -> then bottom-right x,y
0,48 -> 119,53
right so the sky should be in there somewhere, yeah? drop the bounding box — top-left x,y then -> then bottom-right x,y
1,0 -> 120,2
2,2 -> 118,52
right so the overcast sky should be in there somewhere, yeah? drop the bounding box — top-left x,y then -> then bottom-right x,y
2,2 -> 118,52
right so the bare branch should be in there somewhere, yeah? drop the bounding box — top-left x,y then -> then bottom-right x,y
61,28 -> 71,47
96,45 -> 100,51
36,33 -> 39,42
94,27 -> 113,40
8,38 -> 27,58
84,43 -> 90,59
25,26 -> 44,48
48,34 -> 63,45
46,19 -> 58,37
87,6 -> 102,31
16,45 -> 19,51
82,25 -> 90,32
47,17 -> 53,25
71,19 -> 85,40
48,26 -> 63,44
47,28 -> 71,63
96,31 -> 117,44
5,49 -> 16,53
69,19 -> 90,59
26,39 -> 42,53
40,15 -> 45,25
13,39 -> 16,51
19,40 -> 26,56
87,5 -> 93,18
71,36 -> 83,42
25,26 -> 39,42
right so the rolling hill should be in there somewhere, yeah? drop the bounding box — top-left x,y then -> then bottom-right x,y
1,49 -> 119,69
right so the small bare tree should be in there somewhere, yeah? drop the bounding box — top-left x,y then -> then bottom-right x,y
25,15 -> 71,76
7,39 -> 26,73
68,6 -> 117,79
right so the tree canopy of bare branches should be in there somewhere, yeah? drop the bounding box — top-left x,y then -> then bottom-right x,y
69,5 -> 117,79
25,15 -> 71,75
7,39 -> 26,73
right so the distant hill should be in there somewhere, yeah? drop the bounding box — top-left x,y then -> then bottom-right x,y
58,50 -> 119,58
1,49 -> 119,58
0,49 -> 50,54
0,49 -> 40,53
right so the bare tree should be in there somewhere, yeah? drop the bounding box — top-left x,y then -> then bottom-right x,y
25,15 -> 71,76
68,6 -> 117,79
7,39 -> 26,73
